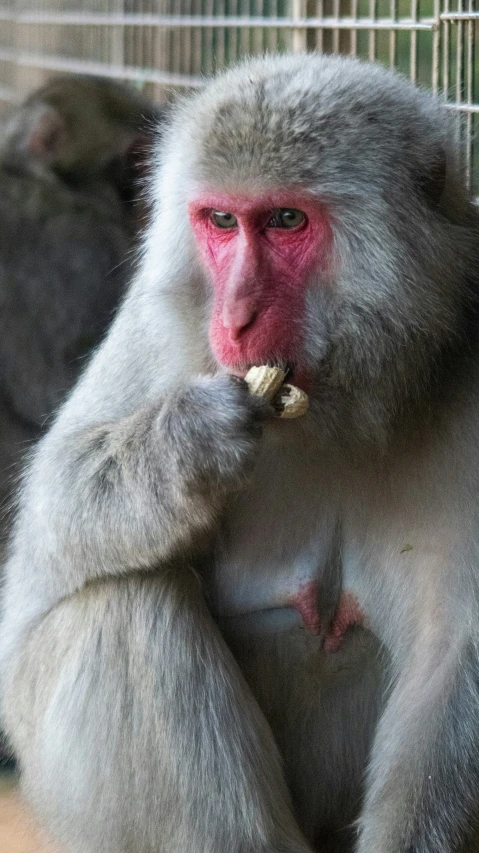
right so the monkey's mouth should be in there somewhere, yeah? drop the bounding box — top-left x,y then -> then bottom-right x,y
226,361 -> 312,393
227,360 -> 293,379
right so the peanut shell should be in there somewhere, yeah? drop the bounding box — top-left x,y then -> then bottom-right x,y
244,366 -> 286,401
274,384 -> 309,419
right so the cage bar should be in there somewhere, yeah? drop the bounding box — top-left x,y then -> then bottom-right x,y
0,2 -> 476,189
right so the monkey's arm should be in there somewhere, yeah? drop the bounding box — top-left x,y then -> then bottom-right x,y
15,371 -> 269,609
1,301 -> 310,853
2,399 -> 311,853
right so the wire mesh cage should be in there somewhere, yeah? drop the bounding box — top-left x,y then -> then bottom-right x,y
0,2 -> 476,188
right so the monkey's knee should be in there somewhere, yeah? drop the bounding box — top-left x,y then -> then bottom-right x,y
4,574 -> 288,853
4,576 -> 187,853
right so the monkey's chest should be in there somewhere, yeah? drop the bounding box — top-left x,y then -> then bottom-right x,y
212,540 -> 329,635
208,441 -> 365,645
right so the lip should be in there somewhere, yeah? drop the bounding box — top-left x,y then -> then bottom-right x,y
223,363 -> 286,380
228,367 -> 249,379
222,363 -> 312,394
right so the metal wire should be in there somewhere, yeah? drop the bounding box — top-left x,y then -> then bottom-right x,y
0,1 -> 476,188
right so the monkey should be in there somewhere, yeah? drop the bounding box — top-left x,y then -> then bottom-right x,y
1,50 -> 479,853
0,74 -> 161,534
0,76 -> 161,766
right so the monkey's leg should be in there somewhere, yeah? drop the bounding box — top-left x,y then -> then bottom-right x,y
356,634 -> 479,853
6,572 -> 312,853
225,621 -> 383,852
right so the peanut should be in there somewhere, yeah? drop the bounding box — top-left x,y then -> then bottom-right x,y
274,383 -> 309,419
244,366 -> 286,401
244,365 -> 309,420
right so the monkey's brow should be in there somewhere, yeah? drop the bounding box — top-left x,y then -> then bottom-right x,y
188,191 -> 317,218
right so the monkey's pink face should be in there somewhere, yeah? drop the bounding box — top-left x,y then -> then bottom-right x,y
188,192 -> 332,387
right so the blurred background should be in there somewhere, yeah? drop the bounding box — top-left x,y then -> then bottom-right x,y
0,1 -> 476,188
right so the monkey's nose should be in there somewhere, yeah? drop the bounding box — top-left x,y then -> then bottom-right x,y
222,298 -> 258,341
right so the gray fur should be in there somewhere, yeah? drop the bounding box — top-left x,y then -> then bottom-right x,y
2,53 -> 479,852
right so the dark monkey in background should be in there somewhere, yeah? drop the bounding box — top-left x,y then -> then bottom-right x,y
0,75 -> 159,535
2,53 -> 479,853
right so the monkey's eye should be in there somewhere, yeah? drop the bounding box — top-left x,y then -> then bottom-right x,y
267,209 -> 306,229
210,211 -> 238,229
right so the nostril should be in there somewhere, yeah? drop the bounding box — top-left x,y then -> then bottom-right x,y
222,297 -> 258,341
228,312 -> 258,341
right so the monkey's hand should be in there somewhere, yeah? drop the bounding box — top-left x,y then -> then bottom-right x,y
161,375 -> 273,498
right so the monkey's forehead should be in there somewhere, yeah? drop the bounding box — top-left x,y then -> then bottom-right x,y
171,53 -> 454,196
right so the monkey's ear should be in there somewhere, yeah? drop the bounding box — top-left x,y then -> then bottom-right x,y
417,151 -> 447,208
26,105 -> 66,161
